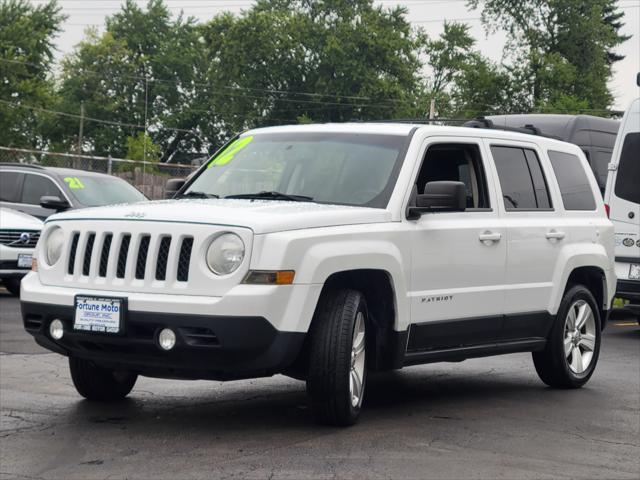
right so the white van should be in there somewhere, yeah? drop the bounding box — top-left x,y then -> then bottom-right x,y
604,97 -> 640,321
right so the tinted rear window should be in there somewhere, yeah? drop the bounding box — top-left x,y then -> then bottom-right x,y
491,146 -> 551,210
0,171 -> 23,202
615,132 -> 640,204
548,150 -> 596,210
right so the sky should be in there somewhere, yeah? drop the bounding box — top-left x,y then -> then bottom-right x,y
33,0 -> 640,111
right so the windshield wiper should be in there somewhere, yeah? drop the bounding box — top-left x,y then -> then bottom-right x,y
225,191 -> 314,202
176,191 -> 219,199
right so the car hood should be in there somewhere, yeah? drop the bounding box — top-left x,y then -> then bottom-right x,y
46,199 -> 392,234
0,207 -> 44,230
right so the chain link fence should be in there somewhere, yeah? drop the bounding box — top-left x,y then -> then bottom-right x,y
0,147 -> 198,199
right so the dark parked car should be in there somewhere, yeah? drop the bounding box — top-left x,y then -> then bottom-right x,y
0,164 -> 147,219
465,114 -> 620,193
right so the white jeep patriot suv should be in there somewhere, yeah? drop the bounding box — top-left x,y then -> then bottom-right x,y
21,123 -> 616,425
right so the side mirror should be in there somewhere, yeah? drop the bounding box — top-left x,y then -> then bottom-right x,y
165,178 -> 186,199
407,181 -> 466,219
40,195 -> 70,212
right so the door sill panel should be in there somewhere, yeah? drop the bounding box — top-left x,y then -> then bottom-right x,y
403,338 -> 546,366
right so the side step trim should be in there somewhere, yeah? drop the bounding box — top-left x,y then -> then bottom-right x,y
403,338 -> 546,366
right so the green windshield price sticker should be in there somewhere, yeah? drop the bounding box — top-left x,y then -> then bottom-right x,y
64,176 -> 85,189
208,136 -> 253,168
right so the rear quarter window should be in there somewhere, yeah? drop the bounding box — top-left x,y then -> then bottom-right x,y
548,150 -> 596,210
615,132 -> 640,204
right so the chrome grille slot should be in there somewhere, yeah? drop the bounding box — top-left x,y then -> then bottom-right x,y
155,236 -> 171,281
98,234 -> 113,277
177,237 -> 193,282
116,234 -> 131,279
82,233 -> 96,276
67,233 -> 79,274
0,229 -> 40,247
135,235 -> 151,280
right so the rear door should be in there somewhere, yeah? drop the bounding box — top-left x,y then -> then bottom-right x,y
607,127 -> 640,293
485,140 -> 563,339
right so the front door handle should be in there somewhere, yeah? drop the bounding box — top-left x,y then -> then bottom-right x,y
546,230 -> 565,241
479,231 -> 502,244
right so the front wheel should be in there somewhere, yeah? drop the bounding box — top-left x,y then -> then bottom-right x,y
69,357 -> 137,401
533,285 -> 601,388
306,289 -> 368,426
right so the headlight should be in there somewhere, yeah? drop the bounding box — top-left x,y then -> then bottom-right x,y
206,233 -> 245,275
45,227 -> 64,266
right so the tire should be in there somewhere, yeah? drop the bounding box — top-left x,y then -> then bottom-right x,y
306,289 -> 368,426
69,357 -> 137,401
533,285 -> 601,388
3,279 -> 20,296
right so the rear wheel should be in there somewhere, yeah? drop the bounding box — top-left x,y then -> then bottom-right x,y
533,285 -> 601,388
69,357 -> 137,401
3,279 -> 20,296
306,289 -> 368,426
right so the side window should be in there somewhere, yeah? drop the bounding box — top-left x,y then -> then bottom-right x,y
416,143 -> 490,209
21,174 -> 63,205
491,146 -> 552,210
0,172 -> 23,202
614,133 -> 640,204
548,150 -> 597,210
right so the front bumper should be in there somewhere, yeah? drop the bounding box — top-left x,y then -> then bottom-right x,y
0,245 -> 33,278
22,301 -> 306,381
20,272 -> 323,380
616,279 -> 640,303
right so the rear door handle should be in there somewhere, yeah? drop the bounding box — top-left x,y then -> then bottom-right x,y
479,231 -> 502,244
546,230 -> 565,240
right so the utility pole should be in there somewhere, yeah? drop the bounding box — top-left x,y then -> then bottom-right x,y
428,99 -> 436,120
76,102 -> 84,169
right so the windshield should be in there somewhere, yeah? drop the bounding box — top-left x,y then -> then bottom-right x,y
185,132 -> 410,208
62,175 -> 147,207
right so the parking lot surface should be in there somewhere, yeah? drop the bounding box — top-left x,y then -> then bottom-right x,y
1,289 -> 639,479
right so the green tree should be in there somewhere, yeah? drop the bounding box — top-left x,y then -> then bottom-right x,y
419,22 -> 519,118
53,0 -> 203,161
197,0 -> 425,141
0,0 -> 64,148
467,0 -> 630,111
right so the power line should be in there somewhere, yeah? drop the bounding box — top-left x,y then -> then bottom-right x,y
0,57 -> 418,109
0,99 -> 198,132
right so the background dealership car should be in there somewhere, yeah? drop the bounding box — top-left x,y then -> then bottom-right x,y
605,97 -> 640,322
0,207 -> 42,295
0,164 -> 148,219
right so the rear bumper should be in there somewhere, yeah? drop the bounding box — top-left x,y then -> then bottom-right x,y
21,301 -> 306,381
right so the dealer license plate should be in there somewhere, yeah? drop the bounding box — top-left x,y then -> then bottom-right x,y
629,264 -> 640,280
74,296 -> 123,334
17,254 -> 32,269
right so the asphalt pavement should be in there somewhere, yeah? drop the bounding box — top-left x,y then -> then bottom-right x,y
1,288 -> 639,479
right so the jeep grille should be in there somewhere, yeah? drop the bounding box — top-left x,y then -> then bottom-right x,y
67,231 -> 194,283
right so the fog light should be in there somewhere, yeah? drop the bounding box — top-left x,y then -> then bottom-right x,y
49,319 -> 64,340
158,328 -> 176,351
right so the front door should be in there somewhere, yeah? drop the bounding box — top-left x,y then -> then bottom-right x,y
408,139 -> 506,350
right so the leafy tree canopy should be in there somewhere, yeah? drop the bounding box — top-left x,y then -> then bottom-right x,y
0,0 -> 64,148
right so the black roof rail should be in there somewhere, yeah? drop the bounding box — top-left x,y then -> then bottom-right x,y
361,118 -> 468,124
0,162 -> 45,169
463,117 -> 563,140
